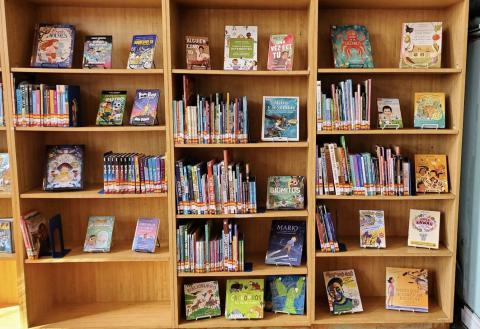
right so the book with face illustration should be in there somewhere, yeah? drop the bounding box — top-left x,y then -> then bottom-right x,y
386,267 -> 428,312
414,154 -> 448,193
359,210 -> 386,248
83,216 -> 115,253
323,269 -> 363,315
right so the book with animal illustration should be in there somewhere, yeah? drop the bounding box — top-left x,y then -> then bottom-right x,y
262,96 -> 299,141
414,154 -> 448,193
184,280 -> 221,320
408,209 -> 440,249
44,145 -> 84,191
323,269 -> 363,315
331,25 -> 374,68
82,35 -> 113,69
359,210 -> 386,248
96,91 -> 127,125
400,22 -> 442,68
386,267 -> 428,312
225,279 -> 264,319
267,33 -> 294,71
185,36 -> 211,70
377,98 -> 403,128
83,216 -> 115,253
265,220 -> 305,266
414,92 -> 445,128
130,89 -> 160,125
127,34 -> 157,69
266,176 -> 305,210
31,24 -> 75,68
224,26 -> 258,70
132,218 -> 160,253
270,276 -> 306,315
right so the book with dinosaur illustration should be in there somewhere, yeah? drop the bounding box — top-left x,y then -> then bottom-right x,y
270,276 -> 306,314
262,96 -> 299,141
265,220 -> 305,266
266,176 -> 305,210
130,89 -> 160,125
184,280 -> 221,320
386,267 -> 428,312
225,279 -> 264,319
323,269 -> 363,315
331,25 -> 374,68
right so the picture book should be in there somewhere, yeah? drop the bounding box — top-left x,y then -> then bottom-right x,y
184,281 -> 221,320
224,26 -> 258,71
262,96 -> 299,141
21,211 -> 50,258
414,154 -> 448,193
267,34 -> 294,71
44,145 -> 84,191
132,218 -> 160,253
400,22 -> 442,68
266,176 -> 305,210
185,36 -> 211,70
83,216 -> 115,253
359,210 -> 386,248
96,91 -> 127,125
377,98 -> 403,128
414,92 -> 446,128
265,220 -> 306,266
331,25 -> 374,68
408,209 -> 440,249
129,89 -> 160,125
270,276 -> 306,315
225,279 -> 264,319
386,267 -> 428,312
323,269 -> 363,315
0,153 -> 10,192
127,34 -> 157,69
0,218 -> 13,253
31,24 -> 75,68
82,35 -> 112,69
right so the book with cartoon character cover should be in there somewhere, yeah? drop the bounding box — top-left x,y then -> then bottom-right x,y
132,218 -> 160,253
266,176 -> 305,210
127,34 -> 157,69
267,34 -> 294,71
262,96 -> 299,141
224,26 -> 258,71
265,220 -> 305,266
31,24 -> 75,68
400,22 -> 442,68
44,145 -> 84,191
0,218 -> 14,254
414,154 -> 448,193
331,25 -> 374,68
82,35 -> 112,69
225,279 -> 264,319
0,153 -> 10,192
408,209 -> 440,249
83,216 -> 115,253
184,280 -> 221,320
414,92 -> 445,128
130,89 -> 160,125
96,91 -> 127,126
385,267 -> 428,312
323,269 -> 363,315
359,210 -> 386,248
270,275 -> 306,314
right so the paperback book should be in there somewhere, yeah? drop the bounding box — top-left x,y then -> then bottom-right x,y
414,154 -> 448,193
377,98 -> 403,128
267,34 -> 294,71
316,204 -> 340,253
224,26 -> 258,70
96,91 -> 127,125
185,36 -> 211,70
132,218 -> 160,253
414,92 -> 445,128
31,24 -> 75,68
408,209 -> 440,249
127,34 -> 157,69
44,145 -> 84,191
20,211 -> 50,259
262,96 -> 299,141
400,22 -> 442,68
225,279 -> 264,319
0,218 -> 14,253
265,220 -> 305,266
266,176 -> 305,210
0,153 -> 10,192
82,35 -> 112,69
359,210 -> 386,248
184,281 -> 221,320
0,83 -> 4,126
83,216 -> 115,253
270,275 -> 306,315
324,269 -> 363,315
331,25 -> 374,68
386,267 -> 428,312
130,89 -> 160,125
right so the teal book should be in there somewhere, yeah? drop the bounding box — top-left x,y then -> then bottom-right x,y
270,276 -> 306,315
83,216 -> 115,252
331,25 -> 374,68
262,96 -> 299,141
184,281 -> 221,320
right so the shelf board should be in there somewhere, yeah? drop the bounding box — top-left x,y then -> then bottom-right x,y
174,0 -> 309,9
15,125 -> 166,132
11,67 -> 164,75
316,193 -> 455,200
317,129 -> 459,135
0,127 -> 6,131
20,186 -> 167,199
176,210 -> 308,219
179,312 -> 309,328
172,69 -> 309,76
0,253 -> 15,260
0,305 -> 20,329
175,142 -> 308,148
317,68 -> 461,74
0,191 -> 12,199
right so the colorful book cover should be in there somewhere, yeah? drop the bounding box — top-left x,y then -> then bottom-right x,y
359,210 -> 386,248
132,218 -> 160,253
82,35 -> 112,69
31,24 -> 75,68
127,34 -> 157,69
400,22 -> 442,68
83,216 -> 115,253
225,279 -> 264,319
96,90 -> 127,126
408,209 -> 440,249
0,153 -> 10,192
24,211 -> 50,257
129,89 -> 160,125
184,280 -> 221,320
323,269 -> 363,315
266,176 -> 305,210
414,154 -> 448,193
185,36 -> 211,70
386,267 -> 428,312
262,96 -> 299,141
414,92 -> 445,128
377,98 -> 403,128
265,220 -> 305,266
267,34 -> 294,71
224,26 -> 258,71
270,276 -> 306,315
44,145 -> 84,191
331,25 -> 374,68
0,218 -> 13,253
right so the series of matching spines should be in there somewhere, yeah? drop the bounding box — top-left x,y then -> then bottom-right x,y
315,204 -> 340,253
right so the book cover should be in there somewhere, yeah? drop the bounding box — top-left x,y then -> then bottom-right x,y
331,25 -> 374,68
225,279 -> 264,319
83,216 -> 115,253
408,209 -> 440,249
270,275 -> 306,315
132,218 -> 160,253
44,145 -> 84,191
127,34 -> 157,69
267,34 -> 294,71
31,24 -> 75,68
323,269 -> 363,315
359,210 -> 386,248
96,91 -> 127,126
224,26 -> 258,71
185,36 -> 211,70
414,154 -> 448,193
0,218 -> 13,253
129,89 -> 160,125
266,176 -> 305,210
400,22 -> 442,68
0,153 -> 10,192
265,220 -> 305,266
414,92 -> 445,128
386,267 -> 428,312
262,96 -> 299,141
184,280 -> 221,320
377,98 -> 403,128
82,35 -> 112,69
24,211 -> 50,257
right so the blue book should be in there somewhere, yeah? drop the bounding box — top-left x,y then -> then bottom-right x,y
132,218 -> 160,253
127,34 -> 157,69
0,219 -> 13,253
265,220 -> 305,266
331,25 -> 374,68
271,276 -> 306,315
262,96 -> 299,141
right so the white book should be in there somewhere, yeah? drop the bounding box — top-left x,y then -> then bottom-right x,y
224,26 -> 258,70
408,209 -> 440,249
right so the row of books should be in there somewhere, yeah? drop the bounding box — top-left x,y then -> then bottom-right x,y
0,218 -> 14,254
0,153 -> 10,192
316,204 -> 339,253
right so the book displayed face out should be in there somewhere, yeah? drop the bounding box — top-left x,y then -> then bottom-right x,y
323,269 -> 363,315
385,267 -> 428,312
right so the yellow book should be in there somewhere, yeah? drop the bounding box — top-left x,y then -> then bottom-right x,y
414,154 -> 448,193
386,267 -> 428,312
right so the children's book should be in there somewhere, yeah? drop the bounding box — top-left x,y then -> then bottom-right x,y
31,24 -> 75,68
0,218 -> 14,253
184,281 -> 221,320
359,210 -> 386,248
266,176 -> 305,210
185,36 -> 211,70
323,269 -> 363,315
127,34 -> 157,69
96,91 -> 128,126
44,145 -> 84,191
414,154 -> 448,193
331,25 -> 374,68
22,211 -> 50,258
408,209 -> 440,249
262,96 -> 299,141
265,220 -> 305,266
224,26 -> 258,71
400,22 -> 442,68
83,216 -> 115,253
225,279 -> 264,319
377,98 -> 403,128
129,89 -> 160,125
386,267 -> 428,312
132,218 -> 160,253
0,153 -> 10,192
82,35 -> 112,69
414,92 -> 445,128
270,276 -> 306,315
267,34 -> 294,71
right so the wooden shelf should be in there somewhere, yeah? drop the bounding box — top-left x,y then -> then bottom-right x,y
0,127 -> 6,131
11,68 -> 164,75
20,186 -> 167,199
15,126 -> 167,132
175,142 -> 308,148
173,0 -> 309,9
0,191 -> 11,199
179,312 -> 309,328
176,210 -> 309,219
317,68 -> 461,74
172,69 -> 309,76
316,193 -> 456,200
0,253 -> 15,260
0,305 -> 20,329
317,129 -> 459,135
318,0 -> 463,9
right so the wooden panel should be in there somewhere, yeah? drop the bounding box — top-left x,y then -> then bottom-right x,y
173,0 -> 310,10
318,0 -> 462,9
0,260 -> 18,304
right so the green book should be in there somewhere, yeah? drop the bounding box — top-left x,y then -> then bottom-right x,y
266,176 -> 305,210
184,281 -> 221,320
95,90 -> 127,125
83,216 -> 115,252
225,279 -> 264,319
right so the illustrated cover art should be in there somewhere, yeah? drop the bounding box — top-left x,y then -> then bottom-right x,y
0,153 -> 11,192
267,34 -> 294,71
24,211 -> 50,257
0,219 -> 13,253
31,24 -> 75,68
82,35 -> 112,69
185,36 -> 211,70
359,210 -> 386,248
414,93 -> 445,128
132,218 -> 160,253
265,220 -> 306,266
270,276 -> 306,315
127,34 -> 157,69
130,89 -> 160,125
224,26 -> 258,71
184,281 -> 221,320
377,98 -> 403,128
331,25 -> 374,68
266,176 -> 305,210
44,145 -> 84,191
386,267 -> 428,312
400,22 -> 442,68
262,96 -> 299,141
96,91 -> 127,126
83,216 -> 115,253
414,154 -> 448,193
323,269 -> 363,315
225,279 -> 264,319
408,209 -> 440,249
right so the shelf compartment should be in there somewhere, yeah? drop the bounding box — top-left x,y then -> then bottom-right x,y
20,186 -> 167,199
11,68 -> 164,74
317,68 -> 461,74
317,129 -> 459,135
16,126 -> 167,132
176,210 -> 308,219
173,69 -> 309,76
174,142 -> 308,148
316,193 -> 455,200
179,312 -> 309,328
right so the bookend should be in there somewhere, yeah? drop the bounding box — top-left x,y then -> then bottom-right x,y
48,214 -> 71,258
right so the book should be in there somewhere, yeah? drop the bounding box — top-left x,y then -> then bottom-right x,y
224,26 -> 258,71
262,96 -> 299,141
270,276 -> 306,314
414,154 -> 448,193
414,92 -> 446,128
386,267 -> 428,312
267,34 -> 294,71
44,145 -> 84,191
225,279 -> 264,319
359,210 -> 386,248
83,216 -> 115,252
323,269 -> 363,315
266,176 -> 305,210
82,35 -> 113,69
316,204 -> 340,253
0,153 -> 10,192
185,36 -> 211,70
31,24 -> 75,68
331,25 -> 374,68
132,218 -> 160,253
377,98 -> 403,129
96,91 -> 127,126
400,22 -> 442,68
127,34 -> 157,69
20,211 -> 50,259
184,281 -> 221,320
0,218 -> 14,253
130,89 -> 160,125
0,83 -> 4,126
408,209 -> 440,249
265,220 -> 306,266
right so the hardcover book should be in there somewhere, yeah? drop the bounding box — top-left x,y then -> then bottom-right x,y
408,209 -> 440,249
0,218 -> 13,253
129,89 -> 160,125
83,216 -> 115,253
267,34 -> 294,71
323,269 -> 363,315
331,25 -> 374,68
132,218 -> 160,253
262,96 -> 299,141
22,211 -> 50,258
224,26 -> 258,71
225,279 -> 264,319
185,36 -> 211,70
0,153 -> 10,192
96,91 -> 128,126
265,220 -> 306,266
359,210 -> 386,248
377,98 -> 403,128
414,154 -> 448,193
82,35 -> 112,69
414,92 -> 445,128
127,34 -> 157,69
400,22 -> 442,68
44,145 -> 84,191
270,275 -> 306,315
386,267 -> 428,312
31,24 -> 75,68
266,176 -> 305,210
184,280 -> 221,320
